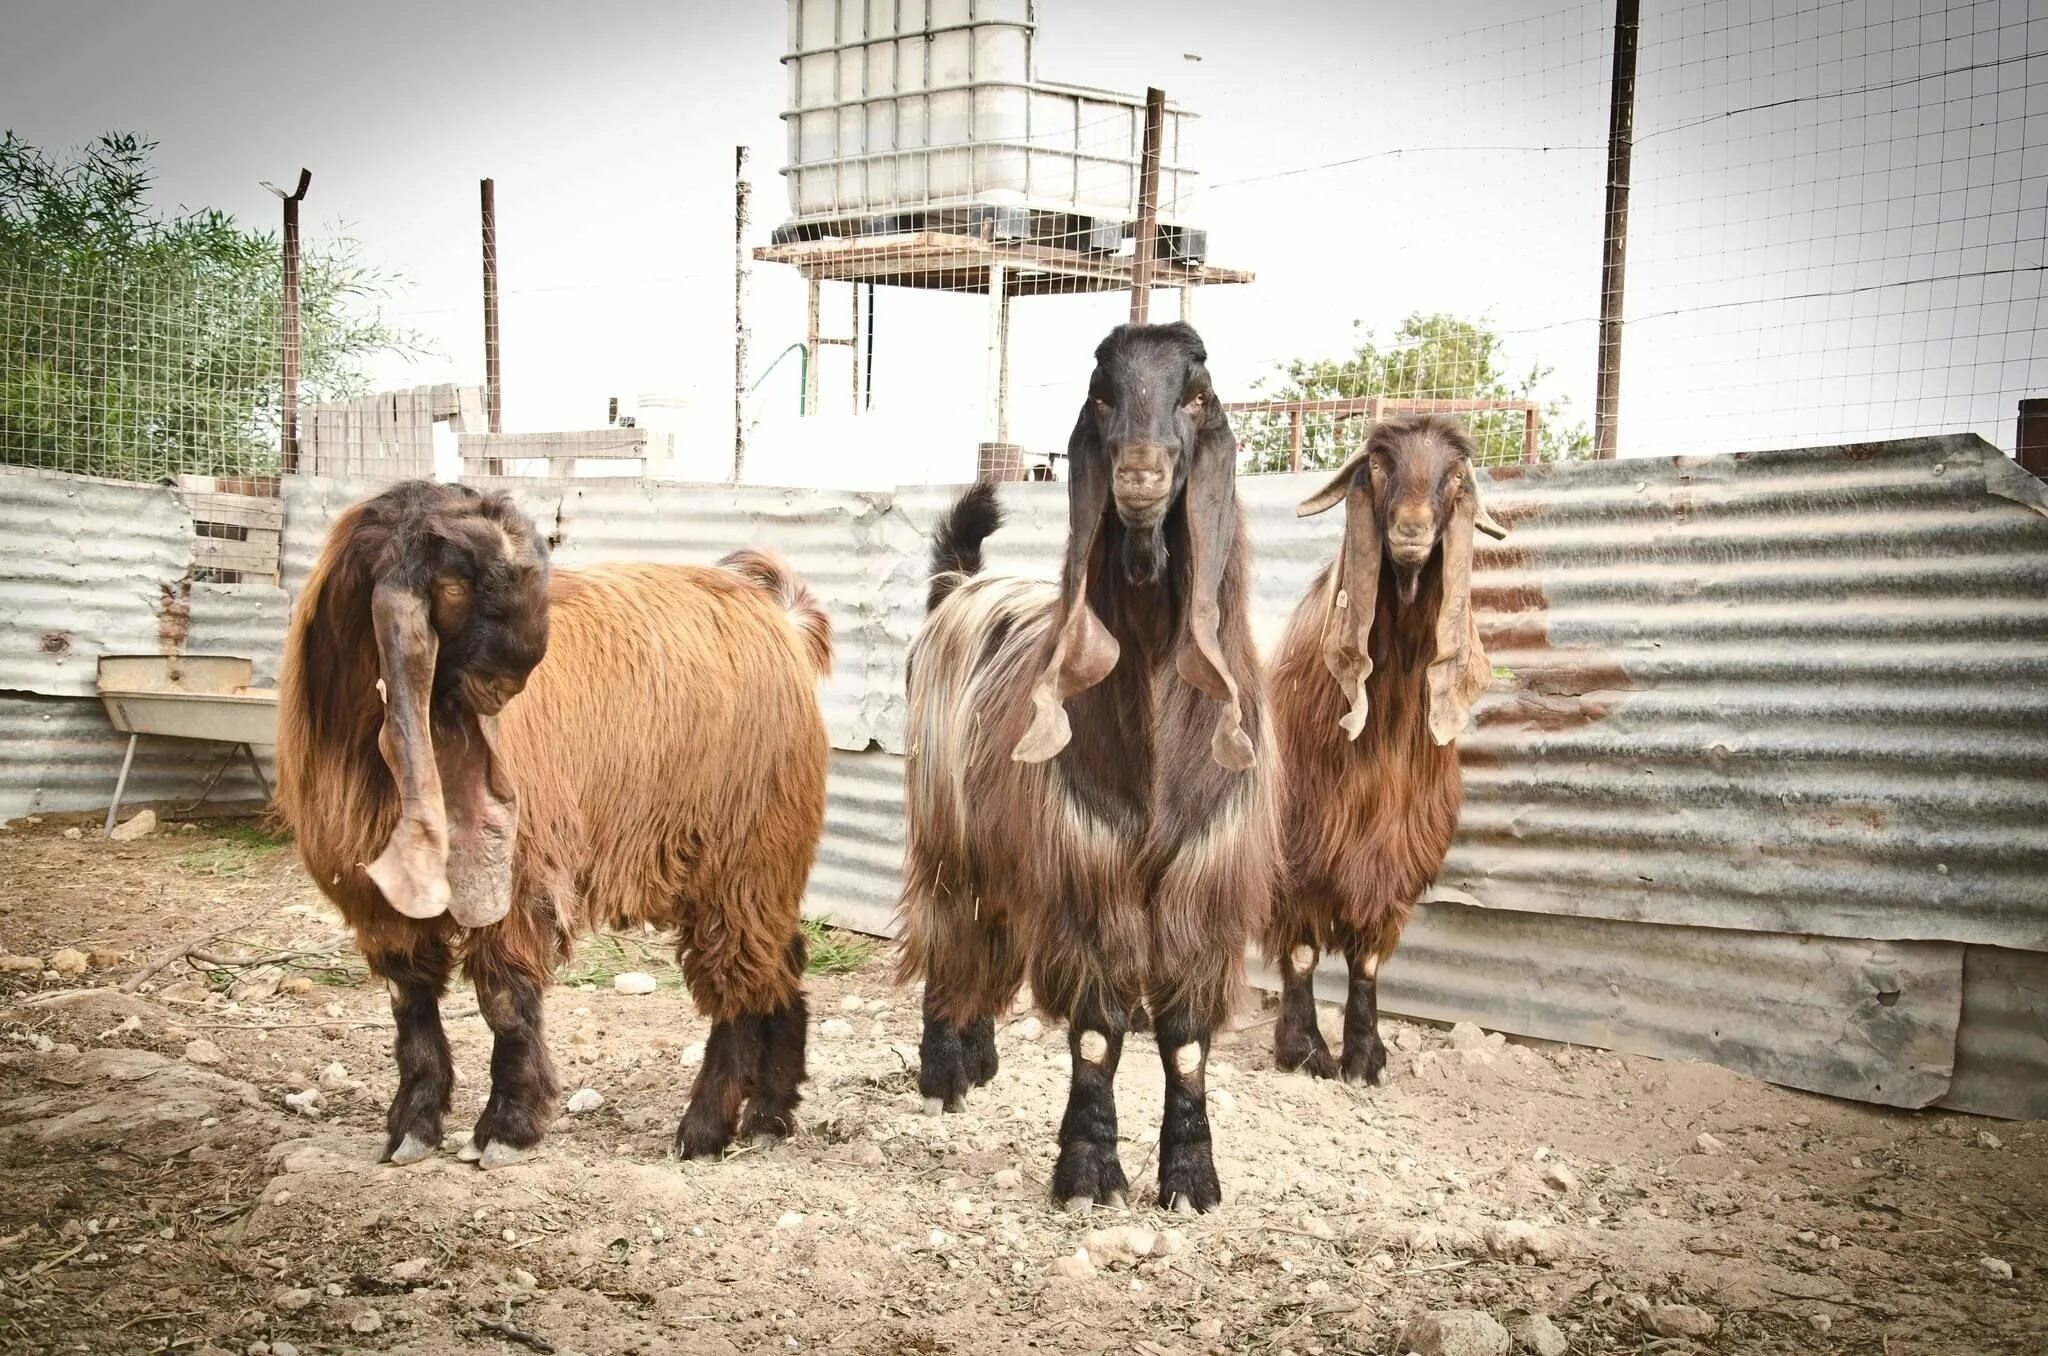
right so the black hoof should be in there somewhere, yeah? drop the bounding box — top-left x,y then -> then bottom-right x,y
1339,1036 -> 1388,1088
1157,1138 -> 1222,1214
961,1016 -> 999,1089
1052,1139 -> 1129,1210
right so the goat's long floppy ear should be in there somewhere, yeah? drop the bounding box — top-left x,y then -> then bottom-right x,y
1426,463 -> 1505,745
1013,407 -> 1121,763
1175,402 -> 1257,771
364,582 -> 454,919
1300,454 -> 1381,741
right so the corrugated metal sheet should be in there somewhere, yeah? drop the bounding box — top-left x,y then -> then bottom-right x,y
13,436 -> 2048,1117
1942,945 -> 2048,1119
0,693 -> 271,824
1287,906 -> 1962,1109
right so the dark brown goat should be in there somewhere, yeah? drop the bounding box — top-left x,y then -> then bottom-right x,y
1264,415 -> 1506,1083
896,323 -> 1279,1213
276,481 -> 831,1167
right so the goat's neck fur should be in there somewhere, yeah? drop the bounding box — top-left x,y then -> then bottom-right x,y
1058,501 -> 1261,837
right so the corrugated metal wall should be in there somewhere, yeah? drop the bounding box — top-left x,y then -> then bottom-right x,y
0,469 -> 280,821
5,434 -> 2044,1116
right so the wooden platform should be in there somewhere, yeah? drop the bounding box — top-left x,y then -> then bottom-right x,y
752,231 -> 1252,298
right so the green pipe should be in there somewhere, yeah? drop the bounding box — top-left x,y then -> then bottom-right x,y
749,342 -> 810,416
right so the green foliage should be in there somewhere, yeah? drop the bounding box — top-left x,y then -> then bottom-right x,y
800,916 -> 876,976
0,131 -> 412,480
1235,313 -> 1593,473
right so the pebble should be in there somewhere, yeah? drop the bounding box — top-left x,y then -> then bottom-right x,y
1191,1318 -> 1223,1342
1051,1249 -> 1095,1280
927,1228 -> 953,1249
271,1343 -> 300,1356
324,1283 -> 345,1298
1016,1016 -> 1043,1041
1396,1310 -> 1510,1356
1808,1313 -> 1833,1334
62,827 -> 83,840
272,1287 -> 314,1312
1507,1313 -> 1567,1356
1980,1256 -> 2014,1280
47,947 -> 90,977
390,1257 -> 431,1281
1641,1303 -> 1718,1339
108,808 -> 158,841
776,1212 -> 804,1230
566,1087 -> 605,1114
183,1038 -> 222,1066
283,1088 -> 323,1116
820,1018 -> 854,1039
1448,1021 -> 1488,1053
1791,1114 -> 1812,1127
1393,1027 -> 1423,1053
0,953 -> 44,972
349,1310 -> 382,1335
1694,1132 -> 1726,1156
1977,1130 -> 2004,1150
278,976 -> 313,995
613,972 -> 658,995
1485,1220 -> 1569,1263
1083,1225 -> 1161,1266
993,1169 -> 1022,1190
681,1041 -> 706,1066
316,1061 -> 353,1091
510,1268 -> 538,1289
1211,1086 -> 1236,1114
1540,1163 -> 1578,1194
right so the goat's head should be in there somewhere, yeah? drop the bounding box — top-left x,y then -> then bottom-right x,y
1012,322 -> 1256,772
1297,415 -> 1508,745
338,482 -> 550,927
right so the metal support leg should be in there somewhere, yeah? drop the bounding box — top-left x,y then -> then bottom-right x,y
177,744 -> 242,815
240,743 -> 273,801
103,733 -> 139,838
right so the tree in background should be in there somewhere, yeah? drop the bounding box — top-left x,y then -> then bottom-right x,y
0,132 -> 411,480
1235,313 -> 1592,473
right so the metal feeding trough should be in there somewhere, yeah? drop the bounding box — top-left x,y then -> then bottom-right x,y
95,655 -> 279,837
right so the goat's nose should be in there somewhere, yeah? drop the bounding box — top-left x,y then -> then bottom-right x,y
1114,446 -> 1169,498
1389,510 -> 1434,543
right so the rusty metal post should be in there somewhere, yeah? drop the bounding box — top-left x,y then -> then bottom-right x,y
1524,405 -> 1542,463
1593,0 -> 1640,460
1288,409 -> 1303,474
2019,398 -> 2048,478
481,179 -> 503,436
851,282 -> 862,415
804,279 -> 821,417
1130,87 -> 1166,327
275,170 -> 311,474
735,147 -> 750,480
997,287 -> 1013,444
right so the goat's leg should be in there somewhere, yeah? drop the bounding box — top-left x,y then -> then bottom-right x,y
915,907 -> 1021,1114
1152,1004 -> 1222,1213
369,938 -> 453,1165
1272,932 -> 1337,1079
1050,991 -> 1129,1212
741,932 -> 810,1147
464,954 -> 559,1168
676,1012 -> 766,1160
1337,936 -> 1390,1087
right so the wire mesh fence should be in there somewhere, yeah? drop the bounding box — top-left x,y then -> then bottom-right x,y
1,3 -> 2042,496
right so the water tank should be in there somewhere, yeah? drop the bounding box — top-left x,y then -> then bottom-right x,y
777,0 -> 1205,259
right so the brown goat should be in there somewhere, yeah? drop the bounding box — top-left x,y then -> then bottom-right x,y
896,323 -> 1279,1214
276,481 -> 832,1167
1264,415 -> 1506,1084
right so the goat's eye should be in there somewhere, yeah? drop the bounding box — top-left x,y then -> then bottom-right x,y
1092,397 -> 1111,415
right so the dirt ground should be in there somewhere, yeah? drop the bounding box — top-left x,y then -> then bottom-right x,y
0,814 -> 2042,1356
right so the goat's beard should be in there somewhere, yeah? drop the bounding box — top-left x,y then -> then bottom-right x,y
1120,523 -> 1168,586
1394,563 -> 1425,606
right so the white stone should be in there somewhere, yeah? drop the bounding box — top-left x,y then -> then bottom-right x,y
1051,1249 -> 1095,1280
1016,1016 -> 1043,1041
390,1257 -> 431,1281
350,1310 -> 382,1335
820,1018 -> 854,1039
1448,1021 -> 1487,1052
183,1038 -> 222,1066
1077,1030 -> 1108,1063
47,947 -> 90,976
317,1061 -> 353,1091
612,971 -> 658,995
1507,1313 -> 1567,1356
284,1088 -> 323,1116
1981,1256 -> 2014,1280
839,993 -> 864,1012
566,1087 -> 605,1114
1397,1311 -> 1510,1356
108,809 -> 157,841
1694,1132 -> 1726,1155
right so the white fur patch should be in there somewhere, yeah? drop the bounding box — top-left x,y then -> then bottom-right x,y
1173,1043 -> 1202,1077
1289,944 -> 1316,974
1361,953 -> 1381,979
1078,1030 -> 1109,1063
387,979 -> 405,1006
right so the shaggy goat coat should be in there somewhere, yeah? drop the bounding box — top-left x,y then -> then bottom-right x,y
278,523 -> 831,1023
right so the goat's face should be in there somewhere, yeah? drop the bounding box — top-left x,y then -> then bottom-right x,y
351,482 -> 550,928
1362,419 -> 1477,606
1083,323 -> 1217,581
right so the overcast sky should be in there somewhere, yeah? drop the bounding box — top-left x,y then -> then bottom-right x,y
4,0 -> 2041,484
